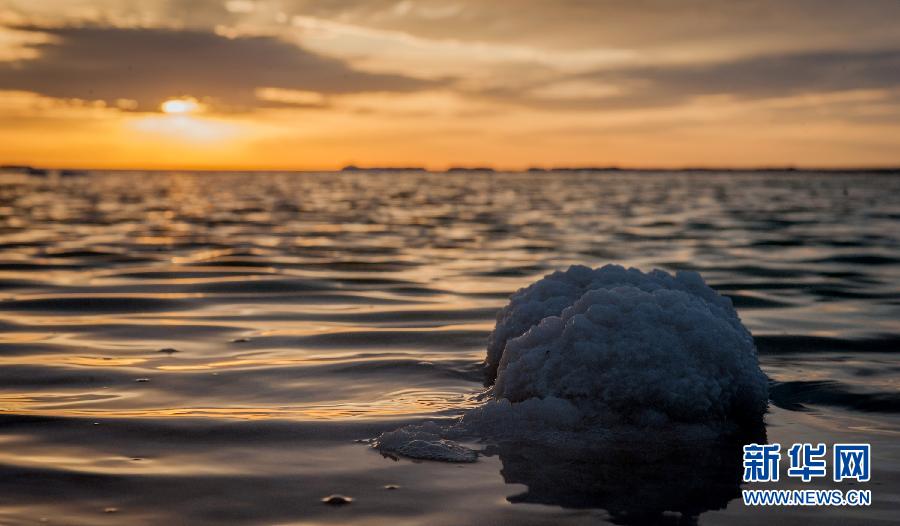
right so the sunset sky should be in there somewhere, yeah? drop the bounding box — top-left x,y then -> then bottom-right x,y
1,0 -> 899,170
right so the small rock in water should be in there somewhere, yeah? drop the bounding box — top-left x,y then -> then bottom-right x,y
135,378 -> 150,383
321,494 -> 353,505
157,348 -> 179,354
384,484 -> 400,490
230,338 -> 250,343
103,507 -> 119,513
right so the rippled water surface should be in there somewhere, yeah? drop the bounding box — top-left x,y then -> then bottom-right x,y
1,170 -> 898,525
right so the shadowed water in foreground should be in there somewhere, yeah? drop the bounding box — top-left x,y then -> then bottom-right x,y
0,170 -> 898,525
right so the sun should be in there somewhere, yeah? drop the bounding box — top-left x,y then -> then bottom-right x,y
136,97 -> 237,143
160,98 -> 201,114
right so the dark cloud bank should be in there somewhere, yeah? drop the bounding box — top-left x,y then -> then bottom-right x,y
0,25 -> 438,111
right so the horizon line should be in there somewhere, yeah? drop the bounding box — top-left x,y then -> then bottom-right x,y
3,162 -> 900,174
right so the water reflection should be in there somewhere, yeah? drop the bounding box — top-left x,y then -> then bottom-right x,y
490,425 -> 766,524
0,170 -> 898,524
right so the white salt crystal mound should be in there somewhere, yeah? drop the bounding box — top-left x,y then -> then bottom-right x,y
375,264 -> 768,461
485,264 -> 768,430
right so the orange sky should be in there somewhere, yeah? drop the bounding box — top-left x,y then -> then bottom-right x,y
1,0 -> 900,170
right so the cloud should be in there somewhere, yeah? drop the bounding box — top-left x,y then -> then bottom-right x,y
0,25 -> 439,111
499,48 -> 900,111
277,1 -> 900,54
616,49 -> 900,101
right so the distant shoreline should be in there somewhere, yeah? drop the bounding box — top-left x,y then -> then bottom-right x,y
3,164 -> 899,175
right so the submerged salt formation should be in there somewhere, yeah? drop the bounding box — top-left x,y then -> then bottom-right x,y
374,421 -> 478,462
375,264 -> 769,459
